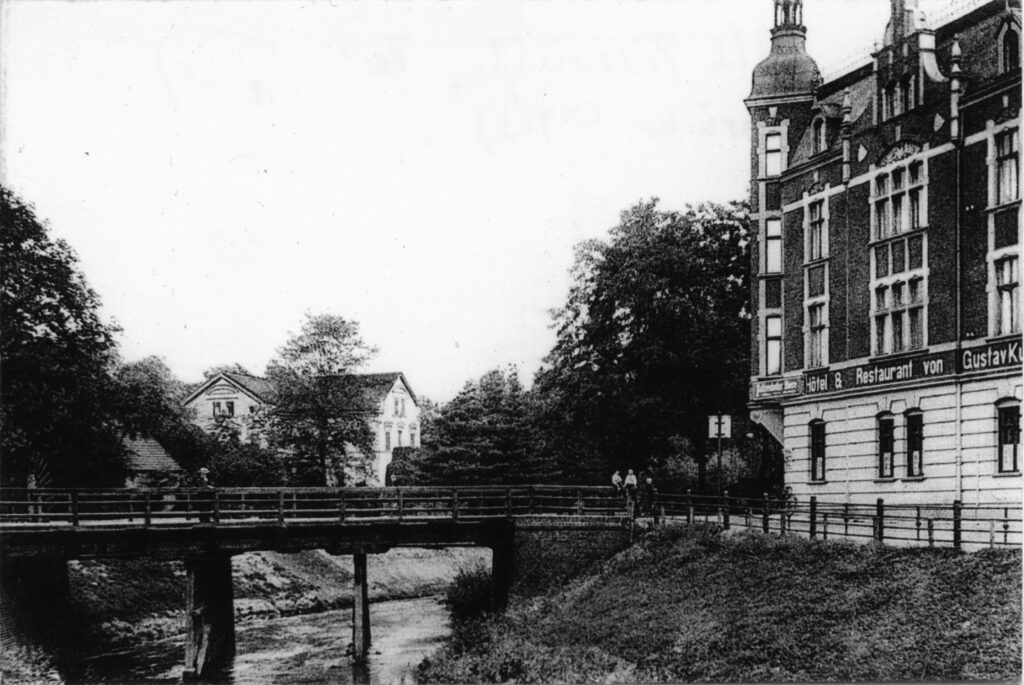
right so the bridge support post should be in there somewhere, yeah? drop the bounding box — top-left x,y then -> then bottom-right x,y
490,541 -> 515,611
183,553 -> 235,680
352,552 -> 371,662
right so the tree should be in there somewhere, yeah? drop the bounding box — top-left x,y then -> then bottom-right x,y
264,313 -> 378,485
202,363 -> 252,380
404,367 -> 554,485
0,187 -> 126,486
534,200 -> 751,490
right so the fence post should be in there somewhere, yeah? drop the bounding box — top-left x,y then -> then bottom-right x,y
843,502 -> 850,536
452,490 -> 459,520
576,488 -> 583,516
686,489 -> 694,526
338,490 -> 346,522
989,519 -> 995,548
822,512 -> 829,540
915,507 -> 921,541
70,491 -> 80,527
722,490 -> 730,530
875,498 -> 885,543
213,490 -> 220,524
397,488 -> 404,521
277,490 -> 285,524
1004,507 -> 1010,545
506,488 -> 513,517
762,492 -> 769,534
927,518 -> 934,547
952,499 -> 962,552
809,496 -> 817,539
144,492 -> 152,527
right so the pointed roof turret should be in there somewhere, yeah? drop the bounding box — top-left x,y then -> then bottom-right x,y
749,0 -> 821,100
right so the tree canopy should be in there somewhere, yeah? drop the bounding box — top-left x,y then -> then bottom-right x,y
534,200 -> 751,488
0,187 -> 126,486
264,313 -> 379,485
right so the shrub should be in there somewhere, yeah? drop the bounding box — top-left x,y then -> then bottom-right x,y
443,564 -> 493,625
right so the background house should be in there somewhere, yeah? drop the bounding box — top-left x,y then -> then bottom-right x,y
182,370 -> 420,485
123,437 -> 182,488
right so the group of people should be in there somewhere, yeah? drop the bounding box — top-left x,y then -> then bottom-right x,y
611,469 -> 658,520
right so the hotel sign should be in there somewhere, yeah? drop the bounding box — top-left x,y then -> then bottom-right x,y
751,376 -> 803,399
804,350 -> 956,396
960,338 -> 1022,373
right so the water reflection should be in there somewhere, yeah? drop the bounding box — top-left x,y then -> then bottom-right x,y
75,597 -> 449,684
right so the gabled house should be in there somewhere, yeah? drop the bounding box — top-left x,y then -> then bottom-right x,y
182,370 -> 420,484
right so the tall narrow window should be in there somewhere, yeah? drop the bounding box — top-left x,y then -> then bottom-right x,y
765,218 -> 782,273
225,401 -> 235,417
810,421 -> 826,482
899,79 -> 911,113
996,255 -> 1020,335
765,133 -> 783,176
397,429 -> 403,448
765,315 -> 782,376
813,119 -> 826,155
212,401 -> 222,417
998,404 -> 1020,473
875,175 -> 891,238
906,411 -> 924,477
997,129 -> 1019,205
878,415 -> 895,478
385,430 -> 392,451
808,201 -> 825,260
410,430 -> 417,448
807,303 -> 826,368
1004,29 -> 1020,74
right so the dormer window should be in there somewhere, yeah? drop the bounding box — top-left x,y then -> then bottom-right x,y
1002,26 -> 1020,74
899,76 -> 915,112
813,119 -> 826,155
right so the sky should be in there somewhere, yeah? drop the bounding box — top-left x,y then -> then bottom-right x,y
1,0 -> 897,402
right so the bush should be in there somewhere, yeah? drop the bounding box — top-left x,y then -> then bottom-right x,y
443,564 -> 493,625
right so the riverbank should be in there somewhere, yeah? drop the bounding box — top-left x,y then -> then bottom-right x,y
68,547 -> 487,653
417,527 -> 1022,682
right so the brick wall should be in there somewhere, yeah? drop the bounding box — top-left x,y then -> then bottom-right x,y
511,518 -> 632,596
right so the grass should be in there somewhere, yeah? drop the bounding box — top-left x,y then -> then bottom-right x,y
418,527 -> 1022,682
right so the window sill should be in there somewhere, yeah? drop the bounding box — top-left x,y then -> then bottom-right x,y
901,476 -> 926,482
994,471 -> 1021,478
867,226 -> 928,247
807,480 -> 829,485
804,257 -> 830,268
868,348 -> 928,364
874,478 -> 897,484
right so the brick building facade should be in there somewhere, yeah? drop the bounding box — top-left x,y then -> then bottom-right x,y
746,0 -> 1021,507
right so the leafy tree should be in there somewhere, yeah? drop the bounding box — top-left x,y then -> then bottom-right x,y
0,187 -> 126,486
264,313 -> 378,485
202,363 -> 253,380
206,417 -> 286,486
534,200 -> 751,490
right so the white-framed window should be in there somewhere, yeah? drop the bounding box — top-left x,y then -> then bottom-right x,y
873,160 -> 926,239
995,255 -> 1019,335
807,302 -> 827,369
765,315 -> 782,376
997,401 -> 1020,474
385,430 -> 392,451
878,413 -> 895,479
808,200 -> 826,261
996,129 -> 1019,205
873,274 -> 925,354
906,410 -> 924,477
765,133 -> 783,176
810,420 -> 826,482
765,218 -> 782,273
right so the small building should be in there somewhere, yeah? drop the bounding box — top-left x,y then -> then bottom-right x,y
182,371 -> 420,485
123,437 -> 182,489
745,0 -> 1021,508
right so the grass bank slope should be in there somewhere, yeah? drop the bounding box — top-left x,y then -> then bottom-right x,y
419,528 -> 1021,683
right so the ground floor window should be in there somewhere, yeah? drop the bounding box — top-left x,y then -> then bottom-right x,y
998,403 -> 1020,473
906,411 -> 923,477
810,420 -> 826,481
878,415 -> 895,478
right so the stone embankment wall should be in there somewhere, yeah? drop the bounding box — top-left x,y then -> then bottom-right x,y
512,516 -> 633,595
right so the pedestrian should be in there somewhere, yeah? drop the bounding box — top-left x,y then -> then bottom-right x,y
611,470 -> 623,493
197,467 -> 215,523
641,476 -> 658,522
783,485 -> 797,530
624,469 -> 638,517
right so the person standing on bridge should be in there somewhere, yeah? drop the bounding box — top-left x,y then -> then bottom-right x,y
611,470 -> 623,493
624,469 -> 638,517
197,468 -> 215,523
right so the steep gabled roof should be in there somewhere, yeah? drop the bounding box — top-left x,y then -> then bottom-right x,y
181,370 -> 416,411
182,371 -> 275,406
123,437 -> 181,473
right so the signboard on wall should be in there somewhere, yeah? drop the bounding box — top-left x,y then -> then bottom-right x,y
751,376 -> 802,399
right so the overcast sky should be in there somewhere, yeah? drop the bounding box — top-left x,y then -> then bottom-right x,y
1,0 -> 896,402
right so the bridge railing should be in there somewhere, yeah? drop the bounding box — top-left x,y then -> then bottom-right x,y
0,485 -> 630,528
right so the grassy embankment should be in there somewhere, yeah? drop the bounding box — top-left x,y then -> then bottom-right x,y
418,527 -> 1022,682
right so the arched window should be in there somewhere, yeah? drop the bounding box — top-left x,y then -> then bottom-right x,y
877,413 -> 895,478
905,410 -> 924,477
1004,28 -> 1020,74
809,420 -> 826,482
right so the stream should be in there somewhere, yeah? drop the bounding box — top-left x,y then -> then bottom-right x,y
74,596 -> 450,684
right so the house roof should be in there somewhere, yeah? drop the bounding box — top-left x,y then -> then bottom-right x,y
123,437 -> 181,473
182,370 -> 416,410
